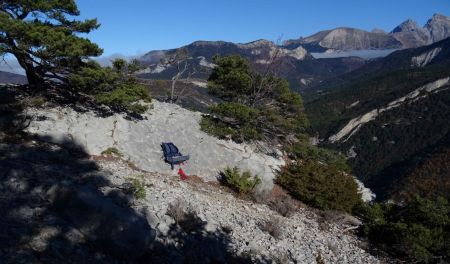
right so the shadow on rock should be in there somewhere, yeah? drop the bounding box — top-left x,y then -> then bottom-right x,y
140,211 -> 268,264
0,87 -> 155,262
0,85 -> 263,263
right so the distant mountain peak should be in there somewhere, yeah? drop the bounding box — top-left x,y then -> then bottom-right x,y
238,39 -> 275,49
431,13 -> 449,19
392,18 -> 420,33
425,13 -> 450,43
426,13 -> 450,26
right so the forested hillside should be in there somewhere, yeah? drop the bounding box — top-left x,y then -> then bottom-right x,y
306,37 -> 450,200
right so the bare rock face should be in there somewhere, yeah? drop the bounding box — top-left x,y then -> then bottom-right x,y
285,14 -> 450,53
47,183 -> 156,258
425,13 -> 450,43
305,28 -> 402,50
391,19 -> 430,48
26,101 -> 285,192
392,18 -> 421,33
411,47 -> 442,67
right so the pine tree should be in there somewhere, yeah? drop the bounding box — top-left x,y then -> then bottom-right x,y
0,1 -> 102,88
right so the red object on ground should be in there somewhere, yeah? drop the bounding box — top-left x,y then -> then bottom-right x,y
178,168 -> 188,180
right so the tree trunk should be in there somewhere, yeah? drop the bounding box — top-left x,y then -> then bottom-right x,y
25,68 -> 43,89
13,53 -> 44,90
171,78 -> 176,102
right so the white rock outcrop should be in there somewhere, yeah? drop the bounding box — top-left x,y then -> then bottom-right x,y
198,56 -> 217,69
411,47 -> 442,67
329,77 -> 450,143
26,101 -> 284,191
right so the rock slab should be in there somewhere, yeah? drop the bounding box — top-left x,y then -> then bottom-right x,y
27,101 -> 284,191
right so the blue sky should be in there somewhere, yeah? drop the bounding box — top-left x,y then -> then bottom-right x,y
1,0 -> 449,74
76,0 -> 450,56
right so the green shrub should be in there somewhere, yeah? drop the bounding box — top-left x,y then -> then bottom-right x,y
69,60 -> 151,115
203,102 -> 262,141
359,195 -> 450,263
285,141 -> 351,173
239,124 -> 262,141
221,167 -> 261,194
200,116 -> 237,139
101,147 -> 123,157
276,160 -> 361,213
28,96 -> 46,107
209,102 -> 259,124
354,202 -> 386,224
130,177 -> 146,200
95,83 -> 151,114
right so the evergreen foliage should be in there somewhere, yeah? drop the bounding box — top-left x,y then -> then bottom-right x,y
130,178 -> 146,200
0,2 -> 150,115
204,55 -> 359,212
285,140 -> 351,173
358,196 -> 450,263
276,160 -> 361,213
0,0 -> 102,88
221,166 -> 261,194
69,59 -> 151,114
305,41 -> 450,200
202,55 -> 309,143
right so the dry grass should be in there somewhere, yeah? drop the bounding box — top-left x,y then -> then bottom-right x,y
253,185 -> 300,218
259,217 -> 283,240
166,200 -> 204,233
269,195 -> 297,217
166,200 -> 187,223
101,147 -> 123,157
316,251 -> 325,264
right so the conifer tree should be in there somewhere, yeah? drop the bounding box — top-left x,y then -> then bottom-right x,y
0,0 -> 102,88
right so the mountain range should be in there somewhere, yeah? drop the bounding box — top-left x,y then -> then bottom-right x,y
3,13 -> 449,93
285,13 -> 450,51
137,13 -> 450,92
0,71 -> 27,84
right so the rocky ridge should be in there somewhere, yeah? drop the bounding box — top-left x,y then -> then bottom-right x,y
97,158 -> 381,263
286,14 -> 450,51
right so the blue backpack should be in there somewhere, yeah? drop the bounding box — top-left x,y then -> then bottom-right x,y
161,142 -> 190,169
